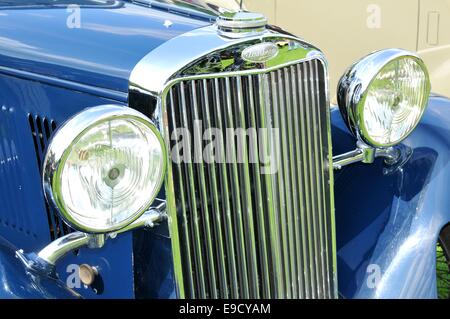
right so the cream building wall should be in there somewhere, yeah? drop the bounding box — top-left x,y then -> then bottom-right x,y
244,0 -> 450,101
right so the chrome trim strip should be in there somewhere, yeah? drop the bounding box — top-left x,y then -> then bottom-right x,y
161,92 -> 186,298
313,60 -> 328,297
314,60 -> 331,297
129,25 -> 323,96
130,25 -> 240,95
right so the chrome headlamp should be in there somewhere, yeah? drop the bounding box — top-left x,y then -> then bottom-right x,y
338,49 -> 431,148
42,105 -> 166,234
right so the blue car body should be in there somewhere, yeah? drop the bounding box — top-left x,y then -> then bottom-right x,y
332,96 -> 450,298
0,0 -> 449,298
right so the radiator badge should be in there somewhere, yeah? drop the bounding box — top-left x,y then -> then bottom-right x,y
242,42 -> 279,63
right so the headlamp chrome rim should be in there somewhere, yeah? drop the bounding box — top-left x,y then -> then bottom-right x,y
337,48 -> 431,148
42,105 -> 166,234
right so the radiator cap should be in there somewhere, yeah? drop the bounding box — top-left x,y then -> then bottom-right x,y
216,11 -> 267,38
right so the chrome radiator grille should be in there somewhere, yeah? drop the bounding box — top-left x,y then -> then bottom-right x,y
164,58 -> 336,299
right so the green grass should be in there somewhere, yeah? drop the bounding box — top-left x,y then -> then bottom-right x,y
437,242 -> 450,299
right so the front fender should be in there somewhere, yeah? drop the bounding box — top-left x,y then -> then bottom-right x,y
332,95 -> 450,298
0,236 -> 79,299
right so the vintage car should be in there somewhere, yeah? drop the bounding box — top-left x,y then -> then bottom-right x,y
0,0 -> 449,299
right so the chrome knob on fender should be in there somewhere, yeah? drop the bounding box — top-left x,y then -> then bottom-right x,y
79,264 -> 98,286
216,11 -> 267,38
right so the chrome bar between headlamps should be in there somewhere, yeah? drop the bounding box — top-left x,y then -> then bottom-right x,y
332,144 -> 400,170
36,203 -> 166,265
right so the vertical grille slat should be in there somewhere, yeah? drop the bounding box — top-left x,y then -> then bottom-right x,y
169,88 -> 196,298
212,78 -> 239,298
247,75 -> 271,298
270,71 -> 290,298
190,80 -> 218,298
165,58 -> 335,299
179,82 -> 207,298
283,67 -> 301,298
302,62 -> 320,298
289,64 -> 307,298
224,77 -> 250,298
235,76 -> 260,298
258,73 -> 284,298
310,60 -> 328,297
313,59 -> 333,298
201,79 -> 229,298
308,61 -> 325,297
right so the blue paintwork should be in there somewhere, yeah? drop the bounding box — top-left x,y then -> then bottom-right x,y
0,71 -> 137,298
0,1 -> 208,299
0,1 -> 207,93
332,95 -> 450,298
0,235 -> 79,298
0,71 -> 125,251
56,232 -> 135,299
0,61 -> 155,298
133,229 -> 177,299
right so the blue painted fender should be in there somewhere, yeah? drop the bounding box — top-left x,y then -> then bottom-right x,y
332,95 -> 450,298
0,236 -> 79,299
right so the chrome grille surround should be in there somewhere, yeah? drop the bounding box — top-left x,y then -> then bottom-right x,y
129,25 -> 337,299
